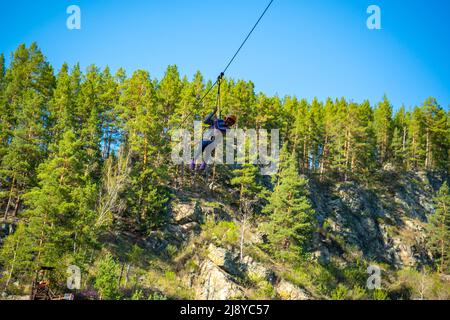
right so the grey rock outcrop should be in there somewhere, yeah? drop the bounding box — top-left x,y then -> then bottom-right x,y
207,244 -> 241,276
196,260 -> 245,300
309,171 -> 442,269
275,279 -> 310,300
172,201 -> 203,225
241,255 -> 275,283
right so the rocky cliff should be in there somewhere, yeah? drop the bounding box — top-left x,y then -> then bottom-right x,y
135,169 -> 447,300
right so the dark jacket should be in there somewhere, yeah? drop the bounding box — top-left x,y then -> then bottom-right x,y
204,109 -> 228,134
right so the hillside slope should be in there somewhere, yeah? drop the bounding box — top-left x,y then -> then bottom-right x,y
85,168 -> 447,300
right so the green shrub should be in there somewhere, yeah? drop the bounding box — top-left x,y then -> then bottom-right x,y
347,286 -> 367,300
148,292 -> 168,300
331,284 -> 349,300
203,220 -> 239,246
164,271 -> 176,282
94,252 -> 121,300
251,280 -> 276,300
372,289 -> 389,300
165,244 -> 178,258
131,289 -> 144,300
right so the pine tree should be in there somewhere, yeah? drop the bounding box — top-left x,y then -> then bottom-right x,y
253,92 -> 267,129
172,71 -> 204,129
231,162 -> 263,261
261,151 -> 316,261
319,98 -> 334,179
309,98 -> 324,173
77,65 -> 103,180
0,53 -> 8,161
158,65 -> 182,126
0,130 -> 97,282
0,222 -> 34,293
291,98 -> 321,174
1,94 -> 46,220
226,79 -> 256,128
344,101 -> 375,180
99,67 -> 120,159
27,130 -> 96,264
0,53 -> 5,84
391,127 -> 405,168
1,43 -> 55,220
373,95 -> 393,165
328,98 -> 348,179
408,106 -> 426,169
169,73 -> 205,184
48,63 -> 77,144
281,95 -> 298,136
391,106 -> 408,169
291,98 -> 310,172
427,182 -> 450,274
421,97 -> 449,171
117,70 -> 169,230
447,109 -> 450,174
94,252 -> 121,300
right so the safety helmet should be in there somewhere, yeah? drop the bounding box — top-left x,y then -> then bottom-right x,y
225,115 -> 237,126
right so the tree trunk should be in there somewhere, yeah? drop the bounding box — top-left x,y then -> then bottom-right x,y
12,196 -> 20,217
402,125 -> 407,152
3,238 -> 19,293
4,176 -> 16,220
412,135 -> 417,169
425,129 -> 430,169
124,264 -> 131,288
73,232 -> 77,254
36,213 -> 48,263
303,139 -> 308,172
180,164 -> 185,188
320,135 -> 329,181
118,263 -> 125,288
439,201 -> 447,274
143,137 -> 148,167
240,210 -> 247,262
105,126 -> 113,159
344,129 -> 351,181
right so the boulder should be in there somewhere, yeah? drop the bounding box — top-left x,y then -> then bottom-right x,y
196,260 -> 245,300
0,223 -> 15,242
202,205 -> 232,222
172,201 -> 202,224
144,232 -> 169,254
241,256 -> 275,283
312,247 -> 330,265
0,295 -> 29,300
275,279 -> 310,300
179,222 -> 200,234
207,244 -> 240,276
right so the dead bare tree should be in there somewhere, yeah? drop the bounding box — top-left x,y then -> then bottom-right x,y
96,147 -> 131,228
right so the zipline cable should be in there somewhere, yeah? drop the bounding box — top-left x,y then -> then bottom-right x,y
181,0 -> 275,124
222,0 -> 274,75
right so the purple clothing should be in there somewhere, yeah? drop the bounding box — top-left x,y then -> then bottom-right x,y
209,119 -> 228,133
202,109 -> 230,151
189,109 -> 230,171
203,110 -> 229,134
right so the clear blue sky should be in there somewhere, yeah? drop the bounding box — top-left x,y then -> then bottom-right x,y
1,0 -> 449,110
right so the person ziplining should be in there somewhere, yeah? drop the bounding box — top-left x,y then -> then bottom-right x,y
181,0 -> 274,171
190,106 -> 237,171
